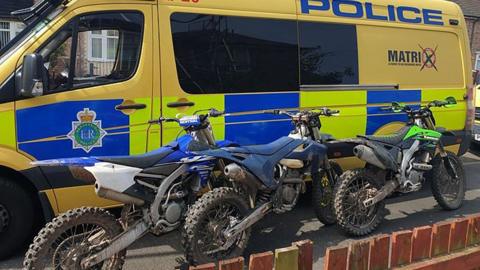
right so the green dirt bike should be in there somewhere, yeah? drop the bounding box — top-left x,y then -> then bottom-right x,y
334,97 -> 466,236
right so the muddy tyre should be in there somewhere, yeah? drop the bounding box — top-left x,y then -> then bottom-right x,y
334,169 -> 385,237
312,161 -> 342,225
24,207 -> 126,270
182,187 -> 250,265
430,152 -> 466,210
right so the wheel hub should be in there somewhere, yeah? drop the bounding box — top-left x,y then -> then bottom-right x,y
0,204 -> 10,233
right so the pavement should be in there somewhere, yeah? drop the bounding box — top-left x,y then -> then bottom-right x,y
1,152 -> 480,270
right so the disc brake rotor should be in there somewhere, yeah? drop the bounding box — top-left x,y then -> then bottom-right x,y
0,204 -> 10,233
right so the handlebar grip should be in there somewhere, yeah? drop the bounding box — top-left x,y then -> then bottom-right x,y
209,109 -> 225,118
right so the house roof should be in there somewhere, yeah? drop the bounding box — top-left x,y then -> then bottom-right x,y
0,0 -> 33,20
450,0 -> 480,18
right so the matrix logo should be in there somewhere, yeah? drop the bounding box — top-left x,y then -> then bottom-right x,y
387,45 -> 438,71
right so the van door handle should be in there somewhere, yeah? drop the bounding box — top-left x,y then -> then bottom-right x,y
115,103 -> 147,111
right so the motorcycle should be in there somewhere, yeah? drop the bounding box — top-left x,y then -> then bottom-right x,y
182,108 -> 340,265
333,97 -> 466,236
23,102 -> 236,269
264,108 -> 343,224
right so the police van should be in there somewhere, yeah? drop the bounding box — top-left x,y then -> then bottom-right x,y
0,0 -> 474,258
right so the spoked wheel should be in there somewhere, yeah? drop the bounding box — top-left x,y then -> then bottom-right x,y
183,187 -> 250,265
431,151 -> 466,210
334,169 -> 385,236
312,161 -> 343,225
24,207 -> 126,270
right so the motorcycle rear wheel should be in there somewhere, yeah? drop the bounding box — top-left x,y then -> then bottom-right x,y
334,169 -> 385,236
24,207 -> 126,270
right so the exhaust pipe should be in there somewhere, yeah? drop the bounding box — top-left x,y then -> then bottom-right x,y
353,145 -> 386,170
96,186 -> 144,206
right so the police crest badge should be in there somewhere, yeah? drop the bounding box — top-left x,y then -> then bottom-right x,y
67,108 -> 107,153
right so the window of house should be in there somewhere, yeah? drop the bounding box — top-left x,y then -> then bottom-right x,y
37,12 -> 144,94
171,13 -> 299,94
0,21 -> 25,49
88,30 -> 119,61
299,21 -> 359,86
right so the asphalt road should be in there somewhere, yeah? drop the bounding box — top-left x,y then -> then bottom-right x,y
1,152 -> 480,270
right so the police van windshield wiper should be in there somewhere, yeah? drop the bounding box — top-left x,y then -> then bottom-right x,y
11,0 -> 64,25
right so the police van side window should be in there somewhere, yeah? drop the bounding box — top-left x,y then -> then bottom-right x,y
38,12 -> 144,94
171,13 -> 299,94
299,21 -> 359,85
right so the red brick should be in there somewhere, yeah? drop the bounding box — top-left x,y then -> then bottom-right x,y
249,252 -> 273,270
391,230 -> 413,267
431,222 -> 452,257
369,235 -> 390,270
450,219 -> 469,252
411,226 -> 433,262
324,246 -> 348,270
468,215 -> 480,247
294,240 -> 313,270
348,240 -> 370,270
219,257 -> 243,270
189,263 -> 216,270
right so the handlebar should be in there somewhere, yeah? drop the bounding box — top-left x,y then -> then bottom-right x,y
263,108 -> 340,118
148,108 -> 226,125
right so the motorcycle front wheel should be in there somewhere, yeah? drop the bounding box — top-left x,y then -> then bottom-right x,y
24,207 -> 126,270
334,169 -> 385,237
312,161 -> 343,225
182,187 -> 250,265
430,151 -> 466,210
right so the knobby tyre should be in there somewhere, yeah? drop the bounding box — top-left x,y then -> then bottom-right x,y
334,169 -> 385,237
24,207 -> 126,270
430,151 -> 466,210
182,187 -> 250,265
312,161 -> 342,225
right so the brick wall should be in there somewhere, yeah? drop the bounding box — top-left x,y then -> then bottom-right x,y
466,17 -> 480,70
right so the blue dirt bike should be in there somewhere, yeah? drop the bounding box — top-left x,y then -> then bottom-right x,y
182,108 -> 338,265
23,102 -> 238,269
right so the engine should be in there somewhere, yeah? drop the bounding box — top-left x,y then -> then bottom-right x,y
272,166 -> 304,213
400,152 -> 433,193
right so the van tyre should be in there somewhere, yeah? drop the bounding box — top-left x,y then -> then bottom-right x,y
0,177 -> 37,260
312,161 -> 342,225
24,207 -> 126,270
334,169 -> 385,236
182,187 -> 250,265
430,152 -> 466,210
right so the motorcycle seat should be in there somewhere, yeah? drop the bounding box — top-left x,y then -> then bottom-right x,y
226,137 -> 295,155
97,142 -> 178,169
359,126 -> 410,145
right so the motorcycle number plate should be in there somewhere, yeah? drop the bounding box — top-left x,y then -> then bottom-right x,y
475,134 -> 480,141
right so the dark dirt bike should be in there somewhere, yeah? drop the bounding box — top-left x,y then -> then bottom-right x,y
182,108 -> 341,265
264,108 -> 343,225
334,97 -> 466,236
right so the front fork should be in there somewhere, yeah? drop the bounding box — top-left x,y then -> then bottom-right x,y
437,141 -> 459,179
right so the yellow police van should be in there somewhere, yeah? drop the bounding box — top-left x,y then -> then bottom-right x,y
0,0 -> 474,258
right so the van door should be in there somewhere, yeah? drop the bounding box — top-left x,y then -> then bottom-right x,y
14,5 -> 153,211
15,6 -> 153,161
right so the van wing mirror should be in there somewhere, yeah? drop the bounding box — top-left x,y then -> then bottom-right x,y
18,53 -> 45,98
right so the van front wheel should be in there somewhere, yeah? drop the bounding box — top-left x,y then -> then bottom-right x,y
0,177 -> 36,259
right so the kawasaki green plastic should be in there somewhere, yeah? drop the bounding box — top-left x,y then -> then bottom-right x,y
403,126 -> 442,141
